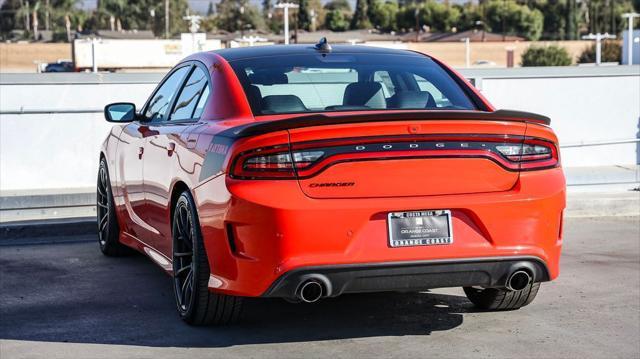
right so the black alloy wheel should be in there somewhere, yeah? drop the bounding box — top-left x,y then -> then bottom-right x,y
171,191 -> 243,325
97,158 -> 132,256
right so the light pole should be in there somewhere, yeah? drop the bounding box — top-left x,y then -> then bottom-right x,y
621,13 -> 639,65
275,2 -> 299,45
581,33 -> 616,65
164,0 -> 169,39
460,37 -> 470,68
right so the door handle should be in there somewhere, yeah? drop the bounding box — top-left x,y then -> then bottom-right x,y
167,142 -> 176,157
138,146 -> 144,159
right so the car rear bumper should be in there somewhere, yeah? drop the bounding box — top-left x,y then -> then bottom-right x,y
262,257 -> 550,299
193,167 -> 565,297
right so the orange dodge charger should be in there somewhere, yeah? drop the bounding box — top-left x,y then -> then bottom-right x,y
98,41 -> 565,325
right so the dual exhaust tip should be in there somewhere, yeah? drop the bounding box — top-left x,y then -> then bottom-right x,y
506,270 -> 532,291
296,279 -> 325,303
294,269 -> 533,302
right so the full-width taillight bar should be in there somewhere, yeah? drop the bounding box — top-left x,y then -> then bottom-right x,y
229,135 -> 559,179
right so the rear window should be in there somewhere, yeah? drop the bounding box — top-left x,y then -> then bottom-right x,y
229,53 -> 477,116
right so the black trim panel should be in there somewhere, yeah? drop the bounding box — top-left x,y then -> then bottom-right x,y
262,256 -> 550,298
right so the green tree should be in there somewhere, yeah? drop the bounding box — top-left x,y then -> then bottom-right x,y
563,0 -> 578,40
0,0 -> 23,34
324,0 -> 351,12
521,45 -> 572,66
207,2 -> 214,16
323,0 -> 350,31
577,40 -> 622,64
484,0 -> 544,40
298,0 -> 312,31
325,9 -> 349,31
581,0 -> 632,35
369,0 -> 399,32
215,0 -> 263,32
351,0 -> 371,29
396,1 -> 462,33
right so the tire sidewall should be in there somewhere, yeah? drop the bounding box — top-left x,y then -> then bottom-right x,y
172,192 -> 204,320
97,159 -> 116,251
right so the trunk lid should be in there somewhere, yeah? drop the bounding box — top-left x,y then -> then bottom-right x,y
288,119 -> 527,199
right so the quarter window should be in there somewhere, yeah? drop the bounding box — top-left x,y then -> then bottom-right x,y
192,85 -> 210,119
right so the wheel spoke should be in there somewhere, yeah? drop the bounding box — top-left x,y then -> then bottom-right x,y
174,251 -> 193,257
97,184 -> 106,197
181,268 -> 193,294
175,263 -> 192,277
97,201 -> 108,209
99,213 -> 109,231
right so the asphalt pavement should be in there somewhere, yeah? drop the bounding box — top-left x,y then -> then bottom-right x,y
0,216 -> 639,359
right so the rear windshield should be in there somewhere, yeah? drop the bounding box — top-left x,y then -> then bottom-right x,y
229,53 -> 477,116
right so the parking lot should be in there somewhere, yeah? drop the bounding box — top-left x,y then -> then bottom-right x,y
1,216 -> 638,359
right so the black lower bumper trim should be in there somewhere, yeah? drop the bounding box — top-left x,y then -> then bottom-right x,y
262,257 -> 550,298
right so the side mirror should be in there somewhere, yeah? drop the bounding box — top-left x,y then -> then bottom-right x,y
104,102 -> 137,123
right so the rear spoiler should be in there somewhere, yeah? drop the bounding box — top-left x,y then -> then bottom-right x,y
200,109 -> 550,181
225,110 -> 550,140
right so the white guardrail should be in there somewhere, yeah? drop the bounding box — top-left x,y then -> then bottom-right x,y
0,66 -> 639,195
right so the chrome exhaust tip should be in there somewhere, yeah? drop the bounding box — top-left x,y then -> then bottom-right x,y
297,280 -> 324,303
507,270 -> 532,291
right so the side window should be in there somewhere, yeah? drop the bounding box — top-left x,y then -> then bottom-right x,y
170,66 -> 209,121
144,66 -> 190,122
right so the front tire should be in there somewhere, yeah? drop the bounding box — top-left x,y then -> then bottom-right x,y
463,282 -> 540,311
97,158 -> 132,256
172,191 -> 243,326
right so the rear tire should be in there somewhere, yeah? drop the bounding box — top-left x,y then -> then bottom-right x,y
97,158 -> 133,256
172,191 -> 243,326
463,282 -> 540,311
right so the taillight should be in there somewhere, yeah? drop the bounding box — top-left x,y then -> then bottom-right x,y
232,148 -> 324,179
496,139 -> 558,170
230,136 -> 558,179
496,143 -> 552,161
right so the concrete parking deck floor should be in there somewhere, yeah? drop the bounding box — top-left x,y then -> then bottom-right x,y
1,216 -> 639,359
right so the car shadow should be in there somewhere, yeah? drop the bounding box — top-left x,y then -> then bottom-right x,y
0,240 -> 472,348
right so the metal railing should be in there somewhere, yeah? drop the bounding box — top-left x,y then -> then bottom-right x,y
560,139 -> 640,148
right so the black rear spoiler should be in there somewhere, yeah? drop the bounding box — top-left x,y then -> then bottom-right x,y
225,110 -> 550,139
200,109 -> 550,181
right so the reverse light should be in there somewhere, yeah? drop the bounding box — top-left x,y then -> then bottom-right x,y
496,143 -> 553,161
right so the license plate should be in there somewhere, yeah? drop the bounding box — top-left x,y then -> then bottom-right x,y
387,210 -> 453,248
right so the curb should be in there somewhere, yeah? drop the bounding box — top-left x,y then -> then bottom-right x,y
0,217 -> 97,242
0,191 -> 637,243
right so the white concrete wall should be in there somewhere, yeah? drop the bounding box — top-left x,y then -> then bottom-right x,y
478,75 -> 639,167
0,68 -> 638,193
0,74 -> 161,192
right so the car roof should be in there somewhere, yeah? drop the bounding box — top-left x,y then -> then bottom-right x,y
213,44 -> 427,62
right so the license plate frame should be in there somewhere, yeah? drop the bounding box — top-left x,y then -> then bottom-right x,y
387,210 -> 453,248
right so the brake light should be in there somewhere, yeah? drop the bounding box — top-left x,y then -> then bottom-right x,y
496,143 -> 552,161
230,135 -> 558,179
496,140 -> 558,170
232,149 -> 324,179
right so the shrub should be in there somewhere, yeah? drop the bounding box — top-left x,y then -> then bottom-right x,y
577,41 -> 622,64
521,45 -> 572,67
